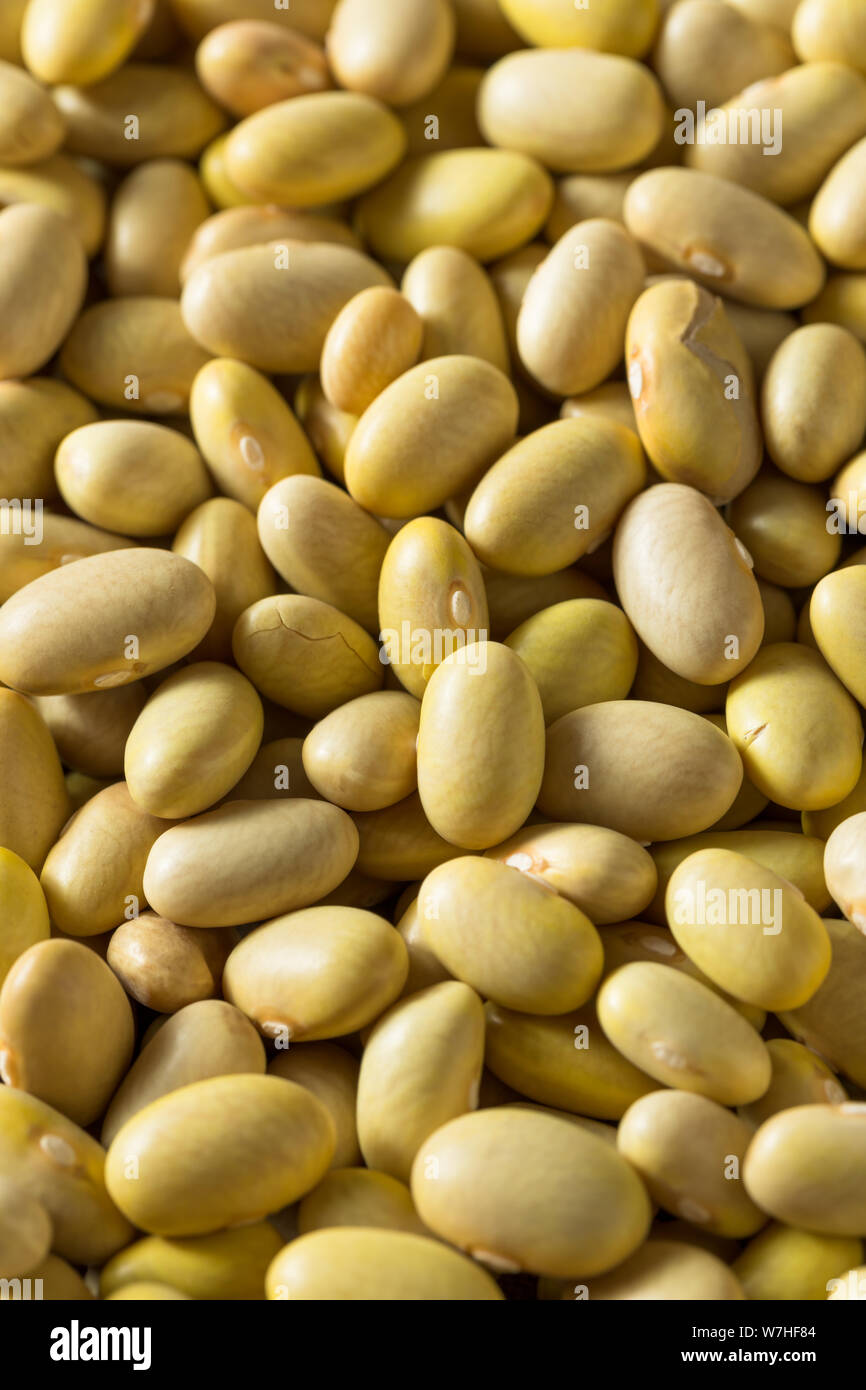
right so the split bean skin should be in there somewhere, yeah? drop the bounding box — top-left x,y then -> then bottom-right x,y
1,0 -> 865,1308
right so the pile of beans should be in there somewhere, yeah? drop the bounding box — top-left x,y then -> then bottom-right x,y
1,0 -> 866,1304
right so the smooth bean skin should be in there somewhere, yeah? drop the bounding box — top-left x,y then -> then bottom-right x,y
739,1039 -> 847,1129
104,159 -> 210,301
559,383 -> 636,435
321,287 -> 423,418
181,206 -> 361,283
729,470 -> 841,588
269,1044 -> 361,1170
233,594 -> 383,717
258,476 -> 388,634
418,856 -> 603,1015
0,849 -> 50,990
618,1090 -> 765,1237
195,20 -> 331,116
579,1238 -> 746,1301
652,0 -> 793,109
40,781 -> 170,938
302,692 -> 420,812
100,1223 -> 283,1301
625,279 -> 761,501
106,914 -> 234,1014
21,0 -> 155,85
0,205 -> 87,382
546,173 -> 630,241
516,219 -> 646,396
733,1222 -> 863,1301
760,324 -> 866,481
357,982 -> 484,1182
225,92 -> 405,205
648,828 -> 831,923
0,549 -> 216,696
0,937 -> 134,1125
811,566 -> 866,708
0,378 -> 97,501
465,418 -> 645,576
197,130 -> 255,208
613,483 -> 764,685
105,1075 -> 335,1237
266,1227 -> 503,1301
326,0 -> 455,106
377,516 -> 489,697
0,1179 -> 52,1279
792,0 -> 866,71
172,498 -> 276,663
182,242 -> 392,375
411,1107 -> 652,1277
0,690 -> 69,873
354,794 -> 460,881
666,848 -> 832,1011
55,420 -> 214,537
61,298 -> 212,417
354,148 -> 553,264
401,245 -> 509,370
345,354 -> 517,519
597,961 -> 771,1105
293,376 -> 357,485
538,700 -> 743,841
416,642 -> 545,850
143,799 -> 359,928
485,822 -> 655,925
823,811 -> 866,935
190,358 -> 320,511
298,1168 -> 429,1237
503,599 -> 638,724
53,63 -> 225,166
623,167 -> 823,308
485,1003 -> 659,1120
810,136 -> 866,269
478,49 -> 664,173
124,662 -> 263,818
685,62 -> 866,205
34,685 -> 147,779
100,999 -> 265,1146
170,0 -> 336,42
396,898 -> 452,997
0,57 -> 66,165
0,151 -> 107,257
778,917 -> 866,1090
601,920 -> 767,1031
224,904 -> 406,1043
0,1086 -> 133,1266
725,642 -> 862,810
498,0 -> 658,56
744,1104 -> 866,1236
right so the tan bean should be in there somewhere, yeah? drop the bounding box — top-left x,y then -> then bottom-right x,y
107,914 -> 234,1013
195,20 -> 331,116
0,205 -> 86,381
0,938 -> 134,1125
